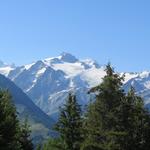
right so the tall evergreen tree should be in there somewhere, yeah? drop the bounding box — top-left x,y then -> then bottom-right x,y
118,87 -> 150,150
142,110 -> 150,150
83,64 -> 150,150
0,90 -> 21,150
19,118 -> 33,150
0,90 -> 34,150
82,63 -> 126,150
55,93 -> 82,150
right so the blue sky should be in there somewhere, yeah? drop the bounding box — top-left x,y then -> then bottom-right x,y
0,0 -> 149,72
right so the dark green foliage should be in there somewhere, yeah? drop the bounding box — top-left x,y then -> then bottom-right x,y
83,63 -> 125,149
19,118 -> 34,150
0,90 -> 33,150
36,144 -> 42,150
41,138 -> 64,150
0,74 -> 55,144
0,90 -> 21,150
118,87 -> 150,150
83,63 -> 150,150
55,93 -> 82,150
81,144 -> 104,150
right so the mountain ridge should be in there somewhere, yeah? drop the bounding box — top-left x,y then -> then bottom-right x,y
0,74 -> 55,143
1,52 -> 150,115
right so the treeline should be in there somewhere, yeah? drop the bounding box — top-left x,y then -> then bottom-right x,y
1,64 -> 150,150
40,64 -> 150,150
0,90 -> 33,150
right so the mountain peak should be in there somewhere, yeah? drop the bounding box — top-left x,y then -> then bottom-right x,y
0,60 -> 15,76
60,52 -> 78,63
0,60 -> 15,68
0,60 -> 8,67
81,59 -> 100,68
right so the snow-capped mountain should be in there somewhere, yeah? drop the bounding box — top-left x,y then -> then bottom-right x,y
0,60 -> 15,76
123,71 -> 150,105
1,52 -> 150,115
4,53 -> 105,115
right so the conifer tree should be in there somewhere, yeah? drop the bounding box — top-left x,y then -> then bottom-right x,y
142,110 -> 150,150
19,118 -> 33,150
83,63 -> 126,150
55,93 -> 82,150
0,90 -> 34,150
0,90 -> 21,150
83,64 -> 150,150
119,87 -> 150,150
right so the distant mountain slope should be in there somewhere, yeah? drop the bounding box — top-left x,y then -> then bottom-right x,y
6,53 -> 104,115
0,61 -> 15,76
0,74 -> 55,143
123,71 -> 150,107
1,52 -> 150,115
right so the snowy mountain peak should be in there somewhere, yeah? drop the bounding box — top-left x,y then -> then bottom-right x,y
81,59 -> 101,69
139,71 -> 150,78
0,60 -> 15,76
2,53 -> 150,116
60,52 -> 78,63
44,52 -> 78,65
0,60 -> 15,68
0,60 -> 7,67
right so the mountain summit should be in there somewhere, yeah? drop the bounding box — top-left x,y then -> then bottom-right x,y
0,60 -> 7,67
2,53 -> 104,115
0,53 -> 150,116
60,52 -> 78,63
0,60 -> 15,68
0,60 -> 15,76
